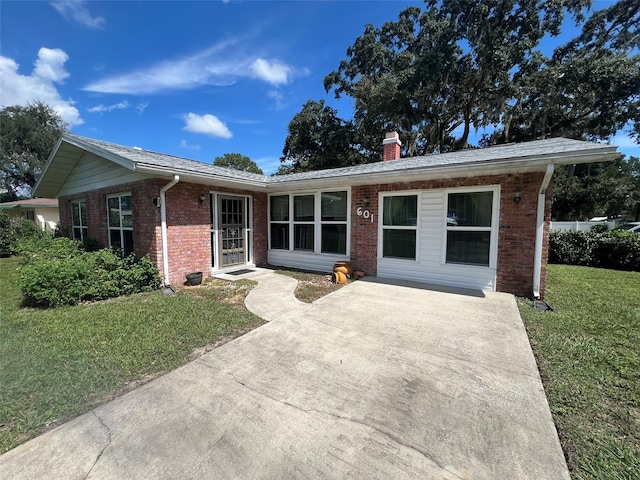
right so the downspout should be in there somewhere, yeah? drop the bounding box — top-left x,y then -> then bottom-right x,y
533,164 -> 554,299
160,175 -> 179,286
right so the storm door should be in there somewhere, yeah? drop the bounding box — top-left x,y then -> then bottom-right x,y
218,196 -> 246,267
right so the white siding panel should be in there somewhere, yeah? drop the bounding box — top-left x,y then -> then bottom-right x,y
58,153 -> 153,196
377,189 -> 496,292
268,250 -> 349,273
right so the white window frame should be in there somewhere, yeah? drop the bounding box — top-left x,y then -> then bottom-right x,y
71,200 -> 87,241
268,189 -> 351,255
441,185 -> 500,269
377,191 -> 421,261
106,192 -> 133,256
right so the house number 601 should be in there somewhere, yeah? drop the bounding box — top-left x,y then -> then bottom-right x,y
356,206 -> 375,223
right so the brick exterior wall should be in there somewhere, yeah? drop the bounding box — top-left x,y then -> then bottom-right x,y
59,179 -> 267,286
349,171 -> 552,298
58,172 -> 550,297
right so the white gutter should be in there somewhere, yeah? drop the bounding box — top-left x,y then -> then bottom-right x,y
160,175 -> 179,286
533,164 -> 555,299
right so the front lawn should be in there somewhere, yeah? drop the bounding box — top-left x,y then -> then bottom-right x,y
518,265 -> 640,480
0,256 -> 264,453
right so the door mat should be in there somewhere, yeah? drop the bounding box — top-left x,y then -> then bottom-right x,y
227,269 -> 255,276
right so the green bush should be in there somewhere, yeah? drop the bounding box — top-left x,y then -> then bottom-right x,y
549,229 -> 640,271
0,212 -> 13,257
19,247 -> 160,308
0,212 -> 51,257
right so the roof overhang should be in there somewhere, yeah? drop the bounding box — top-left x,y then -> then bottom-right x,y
34,134 -> 620,198
265,147 -> 620,192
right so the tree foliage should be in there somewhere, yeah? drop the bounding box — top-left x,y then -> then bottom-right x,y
323,0 -> 592,157
0,102 -> 67,201
553,156 -> 640,221
487,0 -> 640,144
281,100 -> 371,172
213,153 -> 263,175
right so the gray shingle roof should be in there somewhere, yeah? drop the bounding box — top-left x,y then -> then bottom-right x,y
60,134 -> 618,188
269,137 -> 616,183
64,134 -> 269,183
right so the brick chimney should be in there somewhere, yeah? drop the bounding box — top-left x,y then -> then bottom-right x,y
382,131 -> 401,161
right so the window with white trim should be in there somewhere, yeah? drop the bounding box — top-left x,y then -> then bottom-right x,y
294,194 -> 314,251
381,194 -> 418,260
268,190 -> 348,255
445,190 -> 493,266
320,191 -> 347,254
107,193 -> 133,256
71,200 -> 87,240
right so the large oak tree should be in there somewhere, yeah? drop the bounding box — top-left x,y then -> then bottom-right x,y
0,102 -> 67,201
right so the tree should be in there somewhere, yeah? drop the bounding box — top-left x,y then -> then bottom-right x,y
552,157 -> 640,221
213,153 -> 263,174
281,100 -> 370,172
323,0 -> 589,156
0,102 -> 67,201
487,0 -> 639,144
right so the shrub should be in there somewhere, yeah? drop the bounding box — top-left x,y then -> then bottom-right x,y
0,212 -> 51,257
0,212 -> 13,257
19,247 -> 161,308
549,229 -> 639,271
590,223 -> 608,234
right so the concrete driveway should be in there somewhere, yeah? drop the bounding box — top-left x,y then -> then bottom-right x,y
0,272 -> 569,479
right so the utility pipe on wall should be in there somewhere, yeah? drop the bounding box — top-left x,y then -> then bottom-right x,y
533,164 -> 554,299
160,175 -> 179,286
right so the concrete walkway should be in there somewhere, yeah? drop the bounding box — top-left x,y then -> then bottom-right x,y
0,271 -> 570,479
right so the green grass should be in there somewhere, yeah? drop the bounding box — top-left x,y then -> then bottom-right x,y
0,256 -> 264,452
518,265 -> 640,480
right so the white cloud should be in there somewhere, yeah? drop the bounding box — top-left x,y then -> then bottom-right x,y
254,155 -> 282,176
87,100 -> 129,113
135,102 -> 149,115
0,48 -> 83,126
183,113 -> 232,139
83,40 -> 298,95
179,139 -> 201,150
51,1 -> 105,29
267,89 -> 286,110
251,59 -> 292,85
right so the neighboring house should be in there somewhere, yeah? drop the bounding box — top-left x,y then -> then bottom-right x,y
33,132 -> 619,298
0,198 -> 59,231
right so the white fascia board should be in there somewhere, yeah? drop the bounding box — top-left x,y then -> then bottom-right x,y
135,165 -> 269,192
32,136 -> 64,197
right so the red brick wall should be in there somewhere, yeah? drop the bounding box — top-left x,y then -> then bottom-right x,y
59,180 -> 267,286
350,171 -> 552,298
59,179 -> 163,261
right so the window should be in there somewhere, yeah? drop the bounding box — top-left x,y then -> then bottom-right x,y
268,190 -> 348,255
270,195 -> 289,250
446,191 -> 494,266
294,195 -> 314,251
107,194 -> 133,256
321,191 -> 347,254
72,200 -> 87,240
381,195 -> 418,259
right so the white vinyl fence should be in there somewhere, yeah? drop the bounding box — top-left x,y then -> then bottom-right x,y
550,220 -> 616,232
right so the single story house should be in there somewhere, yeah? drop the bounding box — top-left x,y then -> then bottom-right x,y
0,198 -> 59,231
33,132 -> 618,298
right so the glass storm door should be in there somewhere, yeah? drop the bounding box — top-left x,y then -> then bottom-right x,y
219,196 -> 246,267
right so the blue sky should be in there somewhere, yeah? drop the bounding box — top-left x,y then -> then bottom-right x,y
1,0 -> 637,175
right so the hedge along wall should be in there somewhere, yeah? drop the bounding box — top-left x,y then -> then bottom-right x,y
549,229 -> 640,271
